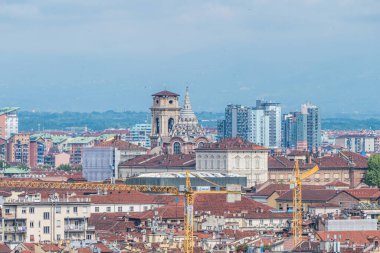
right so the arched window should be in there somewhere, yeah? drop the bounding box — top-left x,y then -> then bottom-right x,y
235,156 -> 241,169
173,142 -> 181,154
255,156 -> 260,169
245,156 -> 251,169
198,142 -> 205,148
168,118 -> 174,132
155,118 -> 160,134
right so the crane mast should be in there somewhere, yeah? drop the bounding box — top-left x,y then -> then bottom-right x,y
292,160 -> 319,246
184,171 -> 194,253
293,160 -> 302,246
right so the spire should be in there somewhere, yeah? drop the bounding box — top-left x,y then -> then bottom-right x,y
180,87 -> 197,122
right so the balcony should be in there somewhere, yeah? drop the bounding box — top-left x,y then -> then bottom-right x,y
65,225 -> 85,231
2,226 -> 27,233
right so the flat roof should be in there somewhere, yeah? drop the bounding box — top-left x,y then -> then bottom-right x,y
134,172 -> 246,178
0,107 -> 19,116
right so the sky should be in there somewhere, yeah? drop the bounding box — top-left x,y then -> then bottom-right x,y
0,0 -> 379,116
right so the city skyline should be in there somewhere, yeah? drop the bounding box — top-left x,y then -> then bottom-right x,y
0,1 -> 379,114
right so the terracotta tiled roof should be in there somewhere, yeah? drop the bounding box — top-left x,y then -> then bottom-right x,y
325,180 -> 349,187
253,184 -> 325,198
89,213 -> 134,233
90,191 -> 156,204
268,152 -> 368,170
316,231 -> 380,245
94,244 -> 113,253
152,90 -> 179,97
277,189 -> 340,202
0,244 -> 11,253
345,188 -> 380,200
196,137 -> 268,151
77,248 -> 92,253
40,244 -> 61,252
119,154 -> 195,168
96,139 -> 147,152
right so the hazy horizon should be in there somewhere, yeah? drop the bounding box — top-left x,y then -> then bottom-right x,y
1,1 -> 379,114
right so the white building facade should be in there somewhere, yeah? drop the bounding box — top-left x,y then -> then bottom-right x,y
195,138 -> 269,187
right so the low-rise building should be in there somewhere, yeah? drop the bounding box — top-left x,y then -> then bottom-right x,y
82,137 -> 148,182
0,192 -> 93,247
118,154 -> 196,178
268,151 -> 368,188
195,137 -> 269,187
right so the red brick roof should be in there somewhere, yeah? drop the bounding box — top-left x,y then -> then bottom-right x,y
254,184 -> 325,197
94,244 -> 113,253
269,152 -> 368,170
40,244 -> 61,252
90,191 -> 156,204
196,137 -> 268,151
96,139 -> 147,152
325,180 -> 349,187
89,213 -> 134,232
277,189 -> 341,202
152,90 -> 179,97
77,248 -> 92,253
119,154 -> 195,168
0,244 -> 11,253
316,231 -> 380,245
345,188 -> 380,200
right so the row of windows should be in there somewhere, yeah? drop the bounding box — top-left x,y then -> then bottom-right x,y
270,173 -> 350,180
94,206 -> 149,212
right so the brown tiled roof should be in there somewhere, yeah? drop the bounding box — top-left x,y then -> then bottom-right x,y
40,244 -> 61,252
277,189 -> 340,202
89,213 -> 134,232
325,180 -> 349,187
288,151 -> 309,156
253,184 -> 325,198
94,244 -> 113,253
152,90 -> 179,97
269,152 -> 368,170
90,191 -> 156,204
253,184 -> 290,197
196,137 -> 268,151
316,231 -> 380,245
129,202 -> 184,220
0,244 -> 11,253
345,188 -> 380,200
77,248 -> 92,253
194,194 -> 272,216
119,154 -> 195,168
96,139 -> 147,152
308,203 -> 340,208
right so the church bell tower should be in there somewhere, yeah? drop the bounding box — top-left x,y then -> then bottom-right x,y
150,90 -> 180,148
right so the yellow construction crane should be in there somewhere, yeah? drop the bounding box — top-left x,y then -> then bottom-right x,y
0,172 -> 239,253
291,160 -> 319,246
184,171 -> 240,253
0,179 -> 179,194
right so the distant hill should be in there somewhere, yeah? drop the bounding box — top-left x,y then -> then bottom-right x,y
18,111 -> 380,132
18,111 -> 224,131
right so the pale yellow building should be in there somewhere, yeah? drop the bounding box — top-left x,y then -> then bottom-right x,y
1,192 -> 94,247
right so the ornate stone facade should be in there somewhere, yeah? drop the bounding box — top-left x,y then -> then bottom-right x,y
195,138 -> 269,187
150,88 -> 210,154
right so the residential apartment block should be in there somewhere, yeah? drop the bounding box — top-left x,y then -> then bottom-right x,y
0,107 -> 19,140
0,192 -> 93,247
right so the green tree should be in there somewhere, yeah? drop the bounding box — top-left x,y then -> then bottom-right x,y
235,244 -> 248,253
56,164 -> 81,171
364,154 -> 380,187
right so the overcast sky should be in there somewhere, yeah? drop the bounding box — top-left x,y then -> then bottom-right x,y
0,0 -> 379,115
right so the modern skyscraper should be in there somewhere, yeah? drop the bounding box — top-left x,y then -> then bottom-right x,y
224,105 -> 249,140
302,103 -> 321,152
247,100 -> 281,148
282,103 -> 321,152
0,107 -> 19,139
